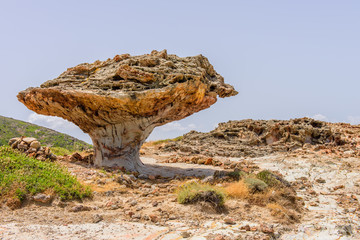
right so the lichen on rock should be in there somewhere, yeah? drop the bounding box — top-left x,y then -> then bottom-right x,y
17,50 -> 237,173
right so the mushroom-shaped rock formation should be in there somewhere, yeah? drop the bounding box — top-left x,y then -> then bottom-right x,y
18,50 -> 237,173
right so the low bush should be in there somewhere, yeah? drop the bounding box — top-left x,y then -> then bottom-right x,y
256,170 -> 281,187
244,178 -> 268,193
176,181 -> 226,209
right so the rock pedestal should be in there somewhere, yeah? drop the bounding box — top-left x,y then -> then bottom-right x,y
17,50 -> 237,173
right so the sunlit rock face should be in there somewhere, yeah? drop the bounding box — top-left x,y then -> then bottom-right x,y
18,50 -> 237,173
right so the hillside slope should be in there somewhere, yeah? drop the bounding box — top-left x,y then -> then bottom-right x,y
0,115 -> 91,151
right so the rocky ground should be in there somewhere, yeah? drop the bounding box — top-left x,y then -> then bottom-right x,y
1,118 -> 360,239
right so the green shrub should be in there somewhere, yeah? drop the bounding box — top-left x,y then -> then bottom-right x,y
256,170 -> 281,187
177,181 -> 226,208
0,146 -> 92,202
227,170 -> 248,180
244,178 -> 268,192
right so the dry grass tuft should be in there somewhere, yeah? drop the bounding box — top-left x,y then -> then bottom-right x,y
267,203 -> 287,216
225,180 -> 249,199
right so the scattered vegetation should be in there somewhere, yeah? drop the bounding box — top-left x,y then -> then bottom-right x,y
0,146 -> 92,208
176,181 -> 226,209
149,136 -> 183,145
244,178 -> 268,193
224,170 -> 302,223
0,115 -> 92,152
256,170 -> 281,187
50,146 -> 73,156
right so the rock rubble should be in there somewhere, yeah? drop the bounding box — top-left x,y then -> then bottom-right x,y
8,137 -> 57,161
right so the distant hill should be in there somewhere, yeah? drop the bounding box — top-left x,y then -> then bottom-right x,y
0,115 -> 92,151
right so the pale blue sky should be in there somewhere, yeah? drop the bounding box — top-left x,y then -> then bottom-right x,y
1,1 -> 359,143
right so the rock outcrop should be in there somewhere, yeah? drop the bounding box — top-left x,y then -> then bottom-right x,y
17,50 -> 237,173
9,137 -> 57,161
160,118 -> 360,158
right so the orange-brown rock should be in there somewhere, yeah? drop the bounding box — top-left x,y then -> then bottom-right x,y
17,50 -> 237,173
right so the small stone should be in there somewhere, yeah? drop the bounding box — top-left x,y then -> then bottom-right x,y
138,174 -> 148,179
308,189 -> 317,195
8,137 -> 20,146
44,147 -> 51,155
92,214 -> 103,223
240,225 -> 251,231
33,193 -> 52,203
149,214 -> 158,222
152,201 -> 158,207
36,155 -> 46,161
111,204 -> 120,210
316,178 -> 326,183
130,200 -> 138,206
104,191 -> 113,196
30,141 -> 41,150
27,147 -> 37,153
17,143 -> 28,151
181,231 -> 191,238
201,176 -> 214,184
70,152 -> 82,162
197,159 -> 206,164
333,185 -> 345,191
132,213 -> 141,219
49,153 -> 57,160
128,175 -> 137,181
22,137 -> 37,144
149,175 -> 156,180
204,158 -> 213,165
224,217 -> 235,225
69,205 -> 91,212
261,224 -> 274,233
11,140 -> 20,149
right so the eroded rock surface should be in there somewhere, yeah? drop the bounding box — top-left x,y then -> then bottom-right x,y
160,118 -> 360,158
17,50 -> 237,172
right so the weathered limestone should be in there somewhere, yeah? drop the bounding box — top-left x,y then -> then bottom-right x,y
18,50 -> 237,173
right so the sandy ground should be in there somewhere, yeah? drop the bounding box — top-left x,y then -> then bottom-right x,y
1,152 -> 360,239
